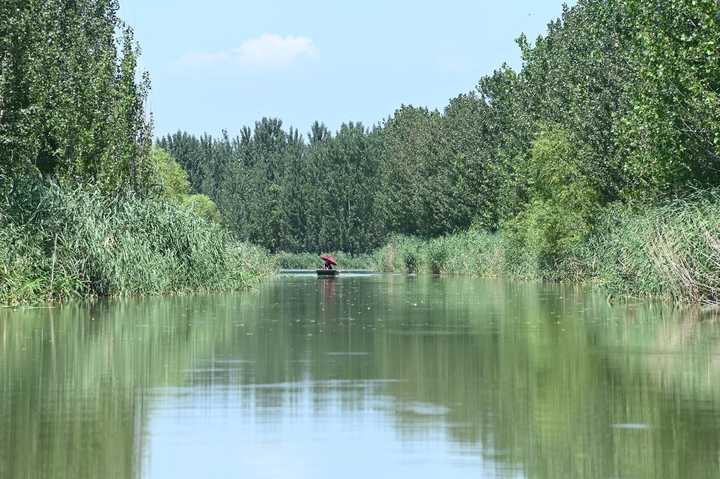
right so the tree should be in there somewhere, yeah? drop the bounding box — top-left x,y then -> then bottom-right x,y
0,0 -> 151,191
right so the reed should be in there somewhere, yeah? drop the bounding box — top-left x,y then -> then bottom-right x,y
0,179 -> 273,306
373,232 -> 504,275
374,190 -> 720,304
589,191 -> 720,304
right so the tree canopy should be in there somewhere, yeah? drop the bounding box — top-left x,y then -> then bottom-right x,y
1,0 -> 152,192
161,0 -> 720,255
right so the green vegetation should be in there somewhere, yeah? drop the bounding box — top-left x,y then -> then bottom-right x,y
159,0 -> 720,303
1,0 -> 153,190
159,123 -> 385,253
590,192 -> 720,303
274,251 -> 375,270
0,1 -> 270,305
0,179 -> 272,306
374,233 -> 503,276
3,0 -> 720,303
375,191 -> 720,304
150,146 -> 222,222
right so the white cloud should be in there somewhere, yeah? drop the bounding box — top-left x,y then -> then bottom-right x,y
236,34 -> 318,68
180,34 -> 318,71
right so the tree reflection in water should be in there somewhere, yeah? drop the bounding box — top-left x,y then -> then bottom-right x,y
1,275 -> 720,479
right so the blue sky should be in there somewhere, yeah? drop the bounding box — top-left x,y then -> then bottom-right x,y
119,0 -> 575,138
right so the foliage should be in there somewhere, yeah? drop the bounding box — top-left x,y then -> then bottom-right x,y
372,189 -> 720,305
589,191 -> 720,303
374,232 -> 504,276
0,179 -> 272,306
0,0 -> 152,191
150,146 -> 191,198
0,2 -> 275,305
6,0 -> 720,303
159,121 -> 385,253
616,0 -> 720,200
161,1 -> 719,265
181,194 -> 222,223
149,146 -> 221,222
375,106 -> 444,236
502,127 -> 600,277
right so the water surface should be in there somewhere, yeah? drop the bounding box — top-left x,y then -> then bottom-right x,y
2,275 -> 720,478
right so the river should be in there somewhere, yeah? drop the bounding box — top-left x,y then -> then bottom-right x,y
2,273 -> 720,478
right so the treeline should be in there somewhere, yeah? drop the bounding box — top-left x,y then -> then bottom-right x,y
159,106 -> 498,253
159,122 -> 385,253
161,0 -> 720,266
0,1 -> 269,305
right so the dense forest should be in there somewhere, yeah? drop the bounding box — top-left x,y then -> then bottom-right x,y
160,0 -> 720,262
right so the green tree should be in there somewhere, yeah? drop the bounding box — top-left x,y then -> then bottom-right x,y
505,127 -> 600,273
617,0 -> 720,199
0,0 -> 151,191
150,146 -> 190,198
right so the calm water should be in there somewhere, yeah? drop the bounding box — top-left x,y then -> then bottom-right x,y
2,274 -> 720,478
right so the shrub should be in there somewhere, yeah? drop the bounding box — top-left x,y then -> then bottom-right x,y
372,232 -> 504,276
427,240 -> 449,274
402,248 -> 419,274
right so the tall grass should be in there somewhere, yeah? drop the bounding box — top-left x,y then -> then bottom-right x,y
342,187 -> 720,304
374,191 -> 720,304
0,179 -> 273,306
589,191 -> 720,304
374,232 -> 504,275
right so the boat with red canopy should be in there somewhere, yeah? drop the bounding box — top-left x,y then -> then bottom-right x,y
317,254 -> 339,276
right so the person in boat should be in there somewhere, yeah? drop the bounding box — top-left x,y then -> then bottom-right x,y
323,260 -> 334,270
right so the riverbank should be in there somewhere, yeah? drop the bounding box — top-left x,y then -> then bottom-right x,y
276,189 -> 720,305
0,180 -> 274,306
373,191 -> 720,304
12,181 -> 715,307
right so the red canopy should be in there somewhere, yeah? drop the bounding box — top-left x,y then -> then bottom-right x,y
320,254 -> 337,266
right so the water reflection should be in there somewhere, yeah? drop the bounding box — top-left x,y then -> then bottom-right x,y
1,275 -> 720,478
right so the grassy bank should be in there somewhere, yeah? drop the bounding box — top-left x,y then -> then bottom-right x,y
589,192 -> 720,303
274,251 -> 375,270
372,191 -> 720,305
374,232 -> 504,275
0,180 -> 273,306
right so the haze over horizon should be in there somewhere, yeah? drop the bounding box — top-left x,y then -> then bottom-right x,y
119,0 -> 576,137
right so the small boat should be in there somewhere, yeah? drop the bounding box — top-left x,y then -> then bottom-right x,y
318,254 -> 339,276
317,269 -> 339,276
